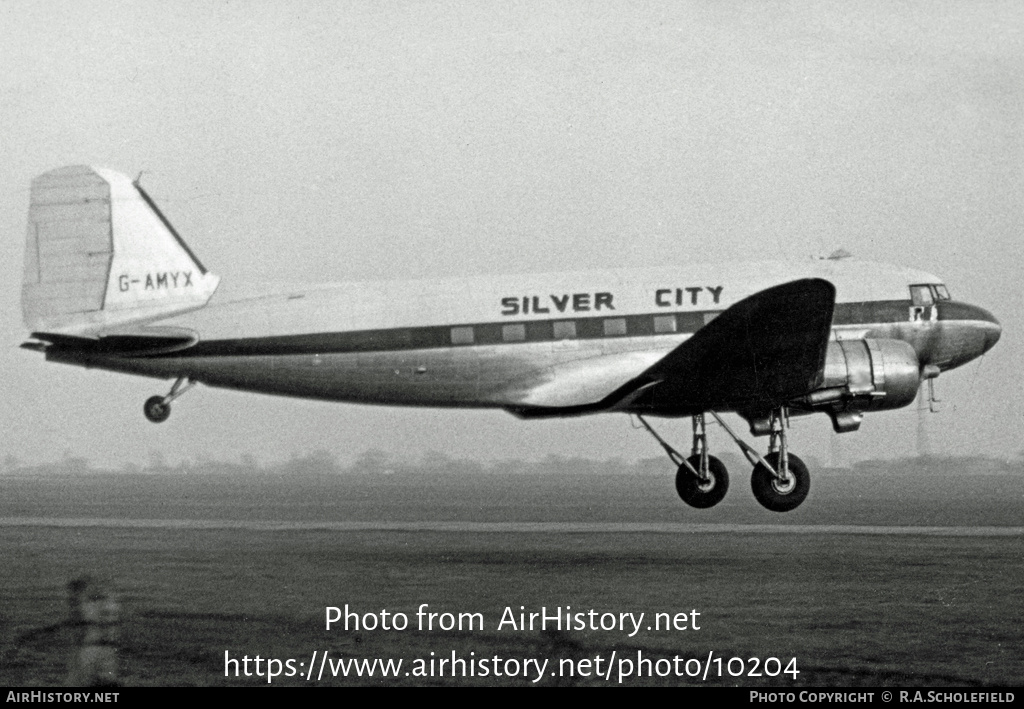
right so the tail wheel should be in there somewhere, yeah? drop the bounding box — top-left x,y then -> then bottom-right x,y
675,455 -> 729,509
751,452 -> 809,512
143,396 -> 171,423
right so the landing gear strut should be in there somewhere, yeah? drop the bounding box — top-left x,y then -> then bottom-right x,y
143,377 -> 196,423
636,414 -> 729,509
709,408 -> 810,512
751,453 -> 809,512
638,408 -> 811,513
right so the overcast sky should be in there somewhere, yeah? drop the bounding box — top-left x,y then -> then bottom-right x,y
1,1 -> 1021,468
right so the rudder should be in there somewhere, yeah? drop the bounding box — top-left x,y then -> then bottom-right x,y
22,166 -> 219,336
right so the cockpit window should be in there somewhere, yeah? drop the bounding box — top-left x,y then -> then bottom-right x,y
909,284 -> 934,306
933,284 -> 951,301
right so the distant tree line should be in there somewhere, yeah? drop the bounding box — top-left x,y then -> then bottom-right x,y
2,449 -> 1023,477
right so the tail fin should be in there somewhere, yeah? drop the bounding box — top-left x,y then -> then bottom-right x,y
21,165 -> 219,337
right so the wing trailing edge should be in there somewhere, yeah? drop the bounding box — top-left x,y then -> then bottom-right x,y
507,278 -> 836,418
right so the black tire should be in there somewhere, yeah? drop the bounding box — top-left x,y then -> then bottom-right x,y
675,455 -> 729,509
143,396 -> 171,423
751,452 -> 810,512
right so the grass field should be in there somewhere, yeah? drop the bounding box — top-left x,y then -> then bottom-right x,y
1,465 -> 1022,686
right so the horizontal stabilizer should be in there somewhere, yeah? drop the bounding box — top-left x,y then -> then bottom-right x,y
27,326 -> 200,356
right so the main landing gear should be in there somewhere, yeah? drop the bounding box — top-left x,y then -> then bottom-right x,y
636,414 -> 729,509
143,377 -> 196,423
736,409 -> 810,513
637,407 -> 810,513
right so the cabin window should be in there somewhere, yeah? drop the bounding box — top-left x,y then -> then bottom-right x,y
553,320 -> 577,339
653,315 -> 677,334
502,323 -> 526,342
933,284 -> 951,301
450,326 -> 474,345
603,318 -> 627,337
910,285 -> 934,306
526,321 -> 553,341
677,312 -> 704,333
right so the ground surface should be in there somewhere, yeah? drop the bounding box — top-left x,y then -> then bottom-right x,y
1,463 -> 1021,686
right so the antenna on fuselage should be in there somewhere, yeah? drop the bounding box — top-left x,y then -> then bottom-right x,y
916,386 -> 931,458
821,248 -> 853,260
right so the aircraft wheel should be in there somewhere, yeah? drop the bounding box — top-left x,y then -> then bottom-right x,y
675,455 -> 729,508
143,396 -> 171,423
751,452 -> 809,512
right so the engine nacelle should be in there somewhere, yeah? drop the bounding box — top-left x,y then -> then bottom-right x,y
746,338 -> 922,436
813,338 -> 920,432
821,339 -> 920,406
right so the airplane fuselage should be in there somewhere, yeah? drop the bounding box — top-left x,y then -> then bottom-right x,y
20,165 -> 1003,512
43,259 -> 999,417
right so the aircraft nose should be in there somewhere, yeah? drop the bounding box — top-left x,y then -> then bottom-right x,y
935,301 -> 1001,364
983,316 -> 1002,354
963,303 -> 1002,354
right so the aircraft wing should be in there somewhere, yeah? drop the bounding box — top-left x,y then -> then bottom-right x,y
506,278 -> 836,417
498,350 -> 670,412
